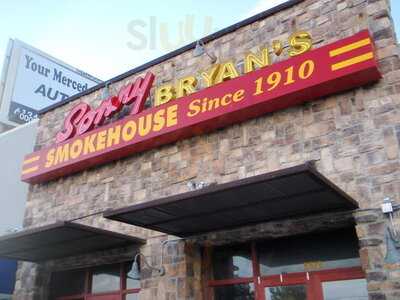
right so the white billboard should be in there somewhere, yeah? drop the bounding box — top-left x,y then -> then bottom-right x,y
0,39 -> 101,125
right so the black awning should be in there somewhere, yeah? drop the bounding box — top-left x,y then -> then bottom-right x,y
104,162 -> 358,237
0,222 -> 145,262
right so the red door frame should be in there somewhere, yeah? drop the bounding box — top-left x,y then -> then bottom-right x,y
260,272 -> 308,300
258,267 -> 365,300
206,241 -> 365,300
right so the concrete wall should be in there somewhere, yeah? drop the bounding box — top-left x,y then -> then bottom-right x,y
13,0 -> 400,299
0,121 -> 37,235
0,121 -> 37,299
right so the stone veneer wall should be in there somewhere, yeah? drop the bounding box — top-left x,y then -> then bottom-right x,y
13,0 -> 400,299
354,209 -> 400,300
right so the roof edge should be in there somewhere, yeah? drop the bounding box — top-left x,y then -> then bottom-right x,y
40,0 -> 304,115
0,221 -> 146,244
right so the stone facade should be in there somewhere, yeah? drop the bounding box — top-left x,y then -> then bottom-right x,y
355,209 -> 400,300
13,0 -> 400,299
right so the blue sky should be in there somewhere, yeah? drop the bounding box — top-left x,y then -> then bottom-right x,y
0,0 -> 398,81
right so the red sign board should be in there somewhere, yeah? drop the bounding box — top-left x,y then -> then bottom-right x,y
21,30 -> 381,184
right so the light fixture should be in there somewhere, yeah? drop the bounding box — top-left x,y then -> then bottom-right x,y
193,40 -> 217,63
382,197 -> 398,237
381,197 -> 400,264
385,226 -> 400,264
187,181 -> 215,190
127,257 -> 140,280
102,82 -> 110,99
127,253 -> 165,280
193,40 -> 205,57
127,238 -> 182,280
187,181 -> 197,191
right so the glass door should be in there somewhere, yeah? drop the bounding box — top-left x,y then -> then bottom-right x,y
265,284 -> 307,300
261,268 -> 367,300
316,268 -> 368,300
321,279 -> 368,300
261,273 -> 308,300
206,228 -> 368,300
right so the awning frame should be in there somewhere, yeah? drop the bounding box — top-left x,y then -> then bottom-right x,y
104,162 -> 359,237
0,221 -> 145,262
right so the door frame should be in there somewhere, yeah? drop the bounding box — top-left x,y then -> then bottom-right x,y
259,271 -> 308,300
205,238 -> 366,300
258,267 -> 365,300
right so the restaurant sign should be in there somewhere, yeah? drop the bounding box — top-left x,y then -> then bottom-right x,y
21,30 -> 381,183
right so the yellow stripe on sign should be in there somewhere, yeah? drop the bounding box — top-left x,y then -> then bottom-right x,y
329,38 -> 371,57
22,166 -> 39,175
331,52 -> 374,71
23,156 -> 40,165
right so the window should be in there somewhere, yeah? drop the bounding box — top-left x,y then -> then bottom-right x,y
50,262 -> 140,300
206,228 -> 367,300
257,229 -> 361,275
214,283 -> 255,300
92,264 -> 121,293
208,243 -> 255,299
322,279 -> 368,300
212,243 -> 253,280
265,284 -> 307,300
50,268 -> 86,298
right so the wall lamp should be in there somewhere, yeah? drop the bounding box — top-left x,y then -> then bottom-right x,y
102,81 -> 111,99
193,39 -> 217,63
382,197 -> 400,264
128,253 -> 165,280
127,238 -> 182,280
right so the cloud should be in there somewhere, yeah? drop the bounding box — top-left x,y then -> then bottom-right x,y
244,0 -> 289,19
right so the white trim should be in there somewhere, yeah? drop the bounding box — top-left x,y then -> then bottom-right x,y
0,119 -> 38,139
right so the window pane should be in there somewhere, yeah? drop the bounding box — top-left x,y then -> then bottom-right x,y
265,285 -> 307,300
50,269 -> 86,297
212,244 -> 253,279
214,283 -> 255,300
322,279 -> 368,300
258,228 -> 360,275
91,264 -> 120,294
125,261 -> 140,289
125,293 -> 139,300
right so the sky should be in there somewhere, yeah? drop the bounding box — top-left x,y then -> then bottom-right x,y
0,0 -> 398,81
